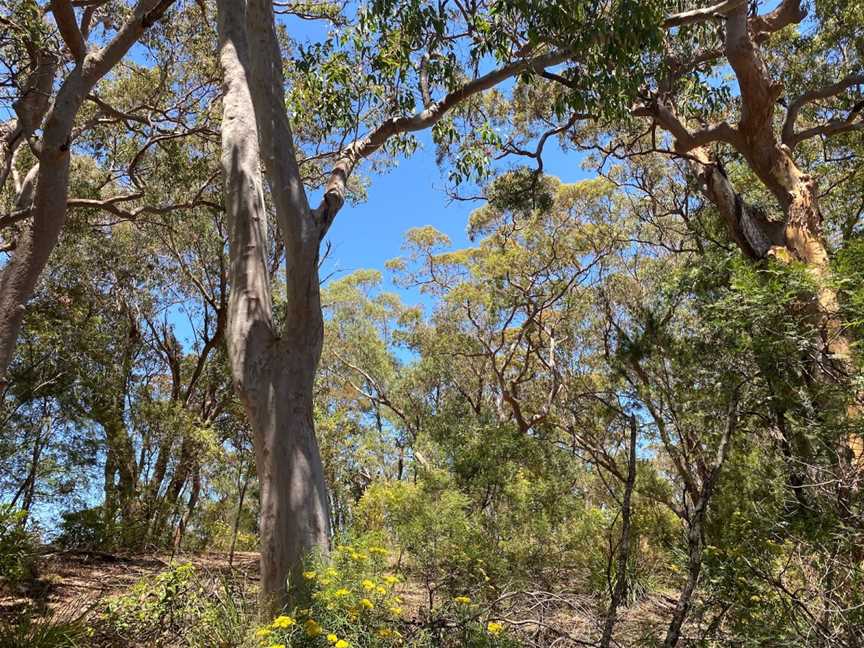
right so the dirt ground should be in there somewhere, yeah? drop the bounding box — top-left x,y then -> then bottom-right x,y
0,549 -> 260,620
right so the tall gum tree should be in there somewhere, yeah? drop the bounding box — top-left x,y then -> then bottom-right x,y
632,0 -> 861,413
215,0 -> 654,615
0,0 -> 178,386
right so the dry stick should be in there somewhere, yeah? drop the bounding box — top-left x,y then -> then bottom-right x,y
228,462 -> 253,567
600,415 -> 639,648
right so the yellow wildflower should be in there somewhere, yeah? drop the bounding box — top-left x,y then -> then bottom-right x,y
360,597 -> 374,609
304,619 -> 323,637
267,644 -> 286,648
376,585 -> 387,595
326,634 -> 338,643
333,588 -> 350,597
254,627 -> 273,639
487,621 -> 504,636
454,596 -> 471,605
384,575 -> 399,585
389,606 -> 403,616
362,579 -> 376,591
320,578 -> 332,586
335,641 -> 350,648
271,615 -> 295,629
369,546 -> 388,555
303,570 -> 317,580
326,568 -> 339,578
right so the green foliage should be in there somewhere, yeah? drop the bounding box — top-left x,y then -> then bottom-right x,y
96,562 -> 255,648
0,606 -> 92,648
357,479 -> 489,599
0,505 -> 37,589
55,508 -> 111,551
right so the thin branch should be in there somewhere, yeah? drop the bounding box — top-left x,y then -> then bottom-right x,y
315,48 -> 573,237
783,73 -> 864,146
663,0 -> 746,28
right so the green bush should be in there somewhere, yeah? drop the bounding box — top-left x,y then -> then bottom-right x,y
95,561 -> 256,647
55,507 -> 111,550
252,539 -> 519,648
0,505 -> 37,590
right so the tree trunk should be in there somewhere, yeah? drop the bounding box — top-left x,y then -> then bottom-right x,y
172,464 -> 200,553
600,415 -> 638,648
229,462 -> 252,566
217,0 -> 330,617
0,0 -> 176,387
663,516 -> 705,648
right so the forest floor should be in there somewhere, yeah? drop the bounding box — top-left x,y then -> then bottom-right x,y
0,550 -> 683,646
0,549 -> 260,618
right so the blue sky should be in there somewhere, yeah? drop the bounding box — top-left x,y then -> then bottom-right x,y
318,132 -> 589,305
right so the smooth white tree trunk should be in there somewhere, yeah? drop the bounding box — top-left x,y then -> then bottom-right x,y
217,0 -> 330,616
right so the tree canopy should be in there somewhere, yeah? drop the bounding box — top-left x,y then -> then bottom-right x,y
1,0 -> 863,646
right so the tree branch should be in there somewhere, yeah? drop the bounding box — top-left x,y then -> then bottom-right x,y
663,0 -> 746,28
51,0 -> 87,63
315,49 -> 573,238
783,73 -> 864,146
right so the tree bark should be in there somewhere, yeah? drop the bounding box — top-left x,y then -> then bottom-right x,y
217,0 -> 330,616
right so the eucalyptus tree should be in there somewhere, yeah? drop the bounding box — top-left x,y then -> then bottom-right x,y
0,0 -> 230,389
627,0 -> 863,447
215,0 -> 665,613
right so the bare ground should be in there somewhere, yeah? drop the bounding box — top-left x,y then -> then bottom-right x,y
0,549 -> 259,619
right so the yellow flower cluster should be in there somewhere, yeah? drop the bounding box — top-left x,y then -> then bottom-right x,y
271,615 -> 295,629
454,596 -> 472,605
276,545 -> 407,646
487,621 -> 504,636
326,634 -> 350,648
257,614 -> 353,648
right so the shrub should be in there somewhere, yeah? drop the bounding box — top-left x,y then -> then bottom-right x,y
251,540 -> 518,648
0,505 -> 38,590
96,561 -> 256,647
55,507 -> 111,550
